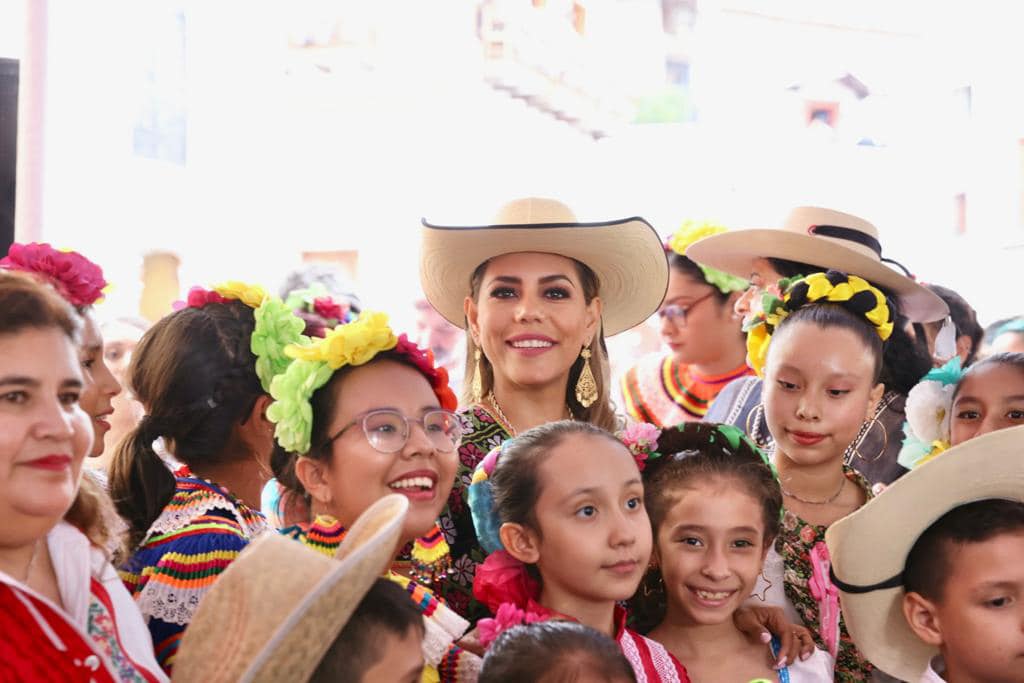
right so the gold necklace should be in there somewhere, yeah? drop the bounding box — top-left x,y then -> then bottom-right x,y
486,391 -> 575,437
781,476 -> 846,505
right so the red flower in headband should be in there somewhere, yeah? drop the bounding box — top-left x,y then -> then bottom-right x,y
0,242 -> 107,307
312,296 -> 345,322
473,550 -> 541,615
172,286 -> 231,311
393,334 -> 458,411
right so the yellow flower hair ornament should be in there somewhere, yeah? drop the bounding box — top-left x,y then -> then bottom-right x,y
667,220 -> 749,294
745,270 -> 894,377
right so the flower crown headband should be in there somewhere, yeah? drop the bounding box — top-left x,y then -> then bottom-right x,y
667,221 -> 749,294
173,281 -> 310,395
745,270 -> 894,377
284,283 -> 358,337
266,311 -> 457,454
0,242 -> 109,308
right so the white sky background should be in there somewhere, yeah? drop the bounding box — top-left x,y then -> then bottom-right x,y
3,0 -> 1022,334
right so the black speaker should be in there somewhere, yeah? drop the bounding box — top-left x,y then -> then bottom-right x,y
0,58 -> 17,257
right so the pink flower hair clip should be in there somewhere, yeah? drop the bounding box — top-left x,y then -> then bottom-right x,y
0,242 -> 108,308
618,422 -> 662,471
172,286 -> 231,311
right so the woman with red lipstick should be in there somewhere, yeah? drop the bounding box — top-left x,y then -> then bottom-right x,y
268,312 -> 481,681
110,282 -> 300,674
0,271 -> 165,682
420,196 -> 669,620
746,271 -> 896,682
0,243 -> 124,471
632,422 -> 832,681
621,222 -> 753,426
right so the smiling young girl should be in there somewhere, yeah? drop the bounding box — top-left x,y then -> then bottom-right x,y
268,311 -> 480,682
631,422 -> 833,682
746,270 -> 895,682
468,421 -> 689,681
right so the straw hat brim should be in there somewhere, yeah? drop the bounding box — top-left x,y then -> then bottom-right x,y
825,425 -> 1024,681
419,218 -> 669,337
172,494 -> 409,683
686,229 -> 948,322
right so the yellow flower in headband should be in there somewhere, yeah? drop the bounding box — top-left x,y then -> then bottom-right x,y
214,281 -> 269,308
285,310 -> 398,368
667,221 -> 748,294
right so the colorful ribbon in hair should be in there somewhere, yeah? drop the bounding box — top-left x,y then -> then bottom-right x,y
745,271 -> 894,377
667,221 -> 749,294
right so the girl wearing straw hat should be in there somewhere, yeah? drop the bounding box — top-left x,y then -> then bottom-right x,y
419,196 -> 669,621
689,206 -> 948,488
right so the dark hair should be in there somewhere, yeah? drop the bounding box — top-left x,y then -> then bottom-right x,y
109,301 -> 265,548
925,284 -> 983,366
631,422 -> 782,633
490,420 -> 624,535
904,499 -> 1024,601
479,621 -> 636,683
464,258 -> 618,432
310,578 -> 425,683
952,352 -> 1024,402
767,259 -> 931,393
773,304 -> 886,382
0,270 -> 80,341
667,251 -> 732,305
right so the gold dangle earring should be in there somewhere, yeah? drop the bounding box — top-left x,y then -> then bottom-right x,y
471,347 -> 484,405
575,345 -> 598,408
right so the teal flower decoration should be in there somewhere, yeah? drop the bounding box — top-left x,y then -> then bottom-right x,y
267,359 -> 334,454
252,298 -> 309,392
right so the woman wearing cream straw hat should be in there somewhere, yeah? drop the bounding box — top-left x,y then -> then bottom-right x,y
419,196 -> 669,620
172,494 -> 412,683
825,424 -> 1024,682
690,206 -> 949,487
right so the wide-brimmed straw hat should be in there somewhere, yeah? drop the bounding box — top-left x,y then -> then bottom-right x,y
172,494 -> 409,683
825,425 -> 1024,681
685,206 -> 948,322
420,197 -> 669,336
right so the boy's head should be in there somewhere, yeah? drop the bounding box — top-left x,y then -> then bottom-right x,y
311,578 -> 425,683
901,499 -> 1024,683
824,424 -> 1024,681
479,621 -> 636,683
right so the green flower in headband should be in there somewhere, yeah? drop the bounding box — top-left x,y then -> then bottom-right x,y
267,359 -> 335,454
668,221 -> 749,294
252,298 -> 310,393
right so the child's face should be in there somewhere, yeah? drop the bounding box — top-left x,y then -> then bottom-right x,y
359,627 -> 425,683
763,321 -> 883,466
950,363 -> 1024,445
904,531 -> 1024,683
655,477 -> 768,626
527,433 -> 652,607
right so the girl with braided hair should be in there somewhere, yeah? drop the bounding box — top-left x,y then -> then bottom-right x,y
629,421 -> 833,681
110,283 -> 306,674
743,270 -> 896,681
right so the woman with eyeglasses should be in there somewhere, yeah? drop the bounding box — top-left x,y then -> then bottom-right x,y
620,223 -> 753,426
268,313 -> 481,682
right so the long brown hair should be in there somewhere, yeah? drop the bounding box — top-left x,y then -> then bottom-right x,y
462,257 -> 619,432
108,301 -> 265,548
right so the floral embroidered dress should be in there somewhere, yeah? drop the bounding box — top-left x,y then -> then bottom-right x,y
119,466 -> 268,674
282,515 -> 481,683
776,466 -> 874,682
620,353 -> 753,425
438,405 -> 512,622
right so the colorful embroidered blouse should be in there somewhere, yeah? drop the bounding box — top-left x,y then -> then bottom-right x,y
282,515 -> 481,683
437,405 -> 512,623
777,467 -> 873,683
620,353 -> 753,426
119,466 -> 267,674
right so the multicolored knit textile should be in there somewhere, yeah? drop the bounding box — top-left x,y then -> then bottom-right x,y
119,466 -> 267,674
282,515 -> 481,683
620,353 -> 753,426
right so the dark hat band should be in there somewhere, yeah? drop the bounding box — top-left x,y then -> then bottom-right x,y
830,565 -> 904,594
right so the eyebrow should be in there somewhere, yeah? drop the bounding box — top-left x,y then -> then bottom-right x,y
488,274 -> 575,286
672,523 -> 761,535
563,478 -> 642,500
0,376 -> 83,390
956,395 -> 1024,404
775,364 -> 857,379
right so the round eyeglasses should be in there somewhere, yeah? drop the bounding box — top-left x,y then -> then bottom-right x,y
322,408 -> 464,454
657,290 -> 716,327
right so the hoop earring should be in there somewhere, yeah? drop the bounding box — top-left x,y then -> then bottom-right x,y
845,416 -> 889,464
410,522 -> 453,585
575,346 -> 598,408
471,347 -> 483,405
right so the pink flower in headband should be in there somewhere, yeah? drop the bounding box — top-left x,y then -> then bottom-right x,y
0,242 -> 107,307
477,602 -> 549,650
172,286 -> 231,311
312,296 -> 346,323
393,334 -> 458,411
619,422 -> 662,471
